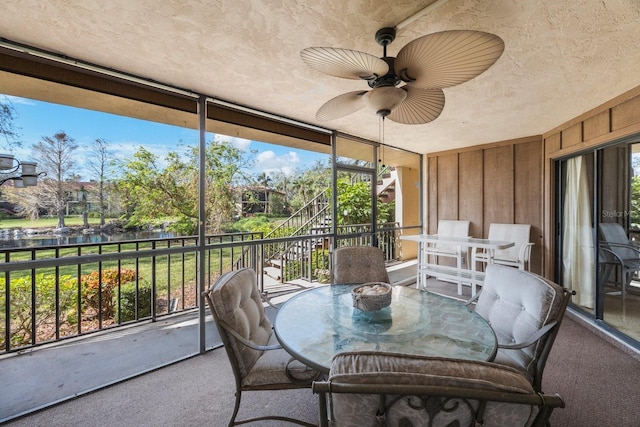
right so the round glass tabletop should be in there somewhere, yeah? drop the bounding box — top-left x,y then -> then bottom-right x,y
274,284 -> 497,373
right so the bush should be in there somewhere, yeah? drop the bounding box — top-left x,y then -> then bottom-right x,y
117,280 -> 152,322
1,273 -> 77,347
229,215 -> 274,233
81,268 -> 137,319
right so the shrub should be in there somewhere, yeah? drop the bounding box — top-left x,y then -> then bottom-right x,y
81,268 -> 137,319
1,273 -> 77,347
117,280 -> 152,322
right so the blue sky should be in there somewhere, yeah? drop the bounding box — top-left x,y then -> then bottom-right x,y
3,95 -> 326,181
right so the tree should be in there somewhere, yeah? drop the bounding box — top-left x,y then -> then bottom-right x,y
631,175 -> 640,229
87,138 -> 113,226
255,172 -> 272,188
289,159 -> 331,211
80,185 -> 89,228
116,147 -> 194,231
0,96 -> 21,151
116,138 -> 253,235
4,185 -> 45,220
201,139 -> 254,232
32,131 -> 78,229
334,178 -> 393,226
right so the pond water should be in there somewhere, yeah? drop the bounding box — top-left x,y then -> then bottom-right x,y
0,230 -> 178,249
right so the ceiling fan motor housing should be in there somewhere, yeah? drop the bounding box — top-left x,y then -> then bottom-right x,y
368,56 -> 402,89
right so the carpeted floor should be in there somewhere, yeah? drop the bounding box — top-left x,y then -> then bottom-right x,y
544,314 -> 640,426
4,347 -> 319,427
5,309 -> 640,426
4,273 -> 640,426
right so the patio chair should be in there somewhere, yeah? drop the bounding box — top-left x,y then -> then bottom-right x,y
424,219 -> 471,266
421,220 -> 471,293
203,268 -> 319,427
332,245 -> 390,285
598,222 -> 640,306
312,351 -> 564,427
472,223 -> 534,271
467,264 -> 573,392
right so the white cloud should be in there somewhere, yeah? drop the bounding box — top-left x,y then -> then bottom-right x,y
256,150 -> 300,177
215,134 -> 252,151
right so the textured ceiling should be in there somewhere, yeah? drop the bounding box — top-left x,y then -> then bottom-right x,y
1,0 -> 640,154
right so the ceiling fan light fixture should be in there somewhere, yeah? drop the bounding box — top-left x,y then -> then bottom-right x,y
363,86 -> 407,117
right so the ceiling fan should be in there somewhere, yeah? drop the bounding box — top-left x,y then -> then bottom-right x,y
301,27 -> 504,125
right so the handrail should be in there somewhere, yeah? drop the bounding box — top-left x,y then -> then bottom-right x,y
0,224 -> 415,354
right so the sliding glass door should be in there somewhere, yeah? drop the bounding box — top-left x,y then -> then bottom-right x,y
557,137 -> 640,344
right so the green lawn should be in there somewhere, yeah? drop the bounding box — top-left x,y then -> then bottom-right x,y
0,216 -> 118,229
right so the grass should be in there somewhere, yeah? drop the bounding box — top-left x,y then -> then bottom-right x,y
0,216 -> 119,229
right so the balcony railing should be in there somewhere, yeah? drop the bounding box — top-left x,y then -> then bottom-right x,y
0,225 -> 414,354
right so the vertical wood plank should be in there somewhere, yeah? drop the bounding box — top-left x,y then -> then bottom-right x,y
515,140 -> 543,272
483,145 -> 514,236
561,123 -> 582,148
436,153 -> 459,222
428,156 -> 438,234
611,94 -> 640,131
583,110 -> 610,141
459,150 -> 483,238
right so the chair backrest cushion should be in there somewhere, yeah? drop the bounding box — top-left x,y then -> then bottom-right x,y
599,223 -> 637,259
475,265 -> 565,378
208,268 -> 272,379
327,352 -> 537,427
332,246 -> 390,284
488,223 -> 531,262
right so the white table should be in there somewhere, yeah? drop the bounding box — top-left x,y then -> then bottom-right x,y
400,234 -> 514,295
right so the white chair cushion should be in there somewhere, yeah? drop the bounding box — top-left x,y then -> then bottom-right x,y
475,264 -> 564,378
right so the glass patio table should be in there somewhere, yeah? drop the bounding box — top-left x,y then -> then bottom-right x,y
273,284 -> 497,374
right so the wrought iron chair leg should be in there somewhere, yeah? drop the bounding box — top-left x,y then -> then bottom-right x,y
229,391 -> 242,427
228,390 -> 316,427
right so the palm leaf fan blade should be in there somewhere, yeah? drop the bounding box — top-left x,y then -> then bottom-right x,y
300,47 -> 389,80
387,87 -> 445,125
316,91 -> 367,121
395,30 -> 505,89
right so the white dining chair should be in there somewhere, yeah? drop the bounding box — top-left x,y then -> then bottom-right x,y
467,264 -> 573,392
422,220 -> 471,292
472,223 -> 533,271
424,219 -> 471,265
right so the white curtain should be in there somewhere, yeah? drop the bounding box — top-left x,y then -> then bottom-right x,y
562,156 -> 595,308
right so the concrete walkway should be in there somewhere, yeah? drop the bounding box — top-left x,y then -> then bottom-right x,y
0,310 -> 221,423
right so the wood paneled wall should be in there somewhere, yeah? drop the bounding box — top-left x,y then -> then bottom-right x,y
425,85 -> 640,279
426,136 -> 544,274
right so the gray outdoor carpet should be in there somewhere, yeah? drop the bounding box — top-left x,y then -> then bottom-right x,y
4,313 -> 640,426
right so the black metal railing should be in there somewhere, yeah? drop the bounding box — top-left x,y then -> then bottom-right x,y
0,225 -> 416,354
0,232 -> 262,354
